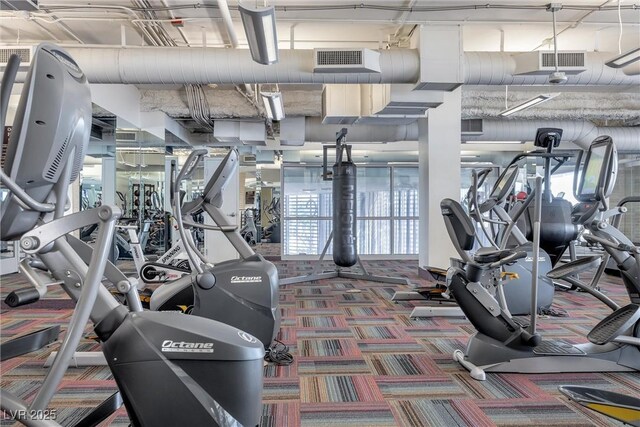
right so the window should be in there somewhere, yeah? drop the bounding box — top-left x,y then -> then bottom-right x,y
282,165 -> 419,257
393,167 -> 419,254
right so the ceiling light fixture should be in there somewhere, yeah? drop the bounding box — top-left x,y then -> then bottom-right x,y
498,93 -> 559,117
261,91 -> 285,121
605,47 -> 640,68
239,4 -> 279,65
463,141 -> 525,144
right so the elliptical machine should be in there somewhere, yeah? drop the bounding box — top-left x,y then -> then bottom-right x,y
0,45 -> 264,427
148,149 -> 281,348
240,208 -> 259,246
448,136 -> 640,380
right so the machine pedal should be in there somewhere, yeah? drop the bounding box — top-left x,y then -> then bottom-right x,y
588,304 -> 640,345
533,340 -> 585,355
547,256 -> 601,280
501,271 -> 520,280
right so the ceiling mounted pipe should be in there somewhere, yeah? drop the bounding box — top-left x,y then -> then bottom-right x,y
51,47 -> 640,87
61,47 -> 420,85
303,117 -> 419,143
459,119 -> 639,151
464,51 -> 638,87
216,0 -> 254,96
303,118 -> 640,152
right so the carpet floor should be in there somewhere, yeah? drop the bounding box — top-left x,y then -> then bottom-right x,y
1,248 -> 638,426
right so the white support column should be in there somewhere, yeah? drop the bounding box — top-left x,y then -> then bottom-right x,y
418,88 -> 462,269
101,157 -> 116,206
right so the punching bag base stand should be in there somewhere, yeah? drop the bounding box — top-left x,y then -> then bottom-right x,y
280,231 -> 413,287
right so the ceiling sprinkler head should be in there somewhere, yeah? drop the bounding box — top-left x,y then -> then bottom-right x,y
548,71 -> 568,84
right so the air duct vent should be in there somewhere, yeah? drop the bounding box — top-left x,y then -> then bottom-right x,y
461,119 -> 483,135
314,48 -> 381,73
317,50 -> 362,66
241,154 -> 257,164
0,46 -> 34,66
514,51 -> 587,75
541,52 -> 585,68
115,132 -> 137,141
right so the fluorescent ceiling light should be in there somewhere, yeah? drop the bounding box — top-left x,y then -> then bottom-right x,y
239,4 -> 279,65
463,141 -> 525,144
462,161 -> 496,166
605,47 -> 640,69
115,147 -> 163,152
261,91 -> 285,121
498,93 -> 559,117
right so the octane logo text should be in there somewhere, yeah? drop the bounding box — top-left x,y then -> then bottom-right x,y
230,275 -> 262,284
161,340 -> 214,353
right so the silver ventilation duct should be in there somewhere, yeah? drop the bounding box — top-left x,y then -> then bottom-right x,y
54,47 -> 639,87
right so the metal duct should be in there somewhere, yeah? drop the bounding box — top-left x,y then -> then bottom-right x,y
452,119 -> 639,151
303,117 -> 419,143
464,52 -> 639,86
622,61 -> 640,76
57,48 -> 640,87
303,118 -> 640,152
63,47 -> 420,85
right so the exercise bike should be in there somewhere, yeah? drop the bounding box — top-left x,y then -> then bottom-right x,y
396,128 -> 575,317
0,44 -> 264,427
448,136 -> 639,380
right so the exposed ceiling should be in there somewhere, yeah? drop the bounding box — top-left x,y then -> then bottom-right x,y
2,1 -> 639,49
1,1 -> 639,156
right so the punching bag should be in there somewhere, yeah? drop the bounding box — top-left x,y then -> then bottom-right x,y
332,161 -> 357,267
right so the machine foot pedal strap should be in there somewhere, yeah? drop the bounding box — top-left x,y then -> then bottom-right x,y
73,392 -> 124,427
0,325 -> 60,361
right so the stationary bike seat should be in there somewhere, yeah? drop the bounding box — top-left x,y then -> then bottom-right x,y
473,248 -> 518,264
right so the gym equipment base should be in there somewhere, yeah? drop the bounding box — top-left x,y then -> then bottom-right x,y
391,291 -> 466,318
281,265 -> 413,286
44,351 -> 107,367
281,231 -> 412,286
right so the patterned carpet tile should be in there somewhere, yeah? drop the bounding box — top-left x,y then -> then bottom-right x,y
299,375 -> 385,403
264,377 -> 301,401
297,315 -> 350,328
389,399 -> 495,427
1,257 -> 635,426
366,353 -> 446,378
261,402 -> 301,427
475,398 -> 601,426
297,357 -> 371,375
346,316 -> 399,326
376,377 -> 467,400
357,340 -> 428,354
298,338 -> 362,357
299,402 -> 397,427
296,327 -> 354,339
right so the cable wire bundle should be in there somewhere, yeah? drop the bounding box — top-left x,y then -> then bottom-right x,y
264,340 -> 294,366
